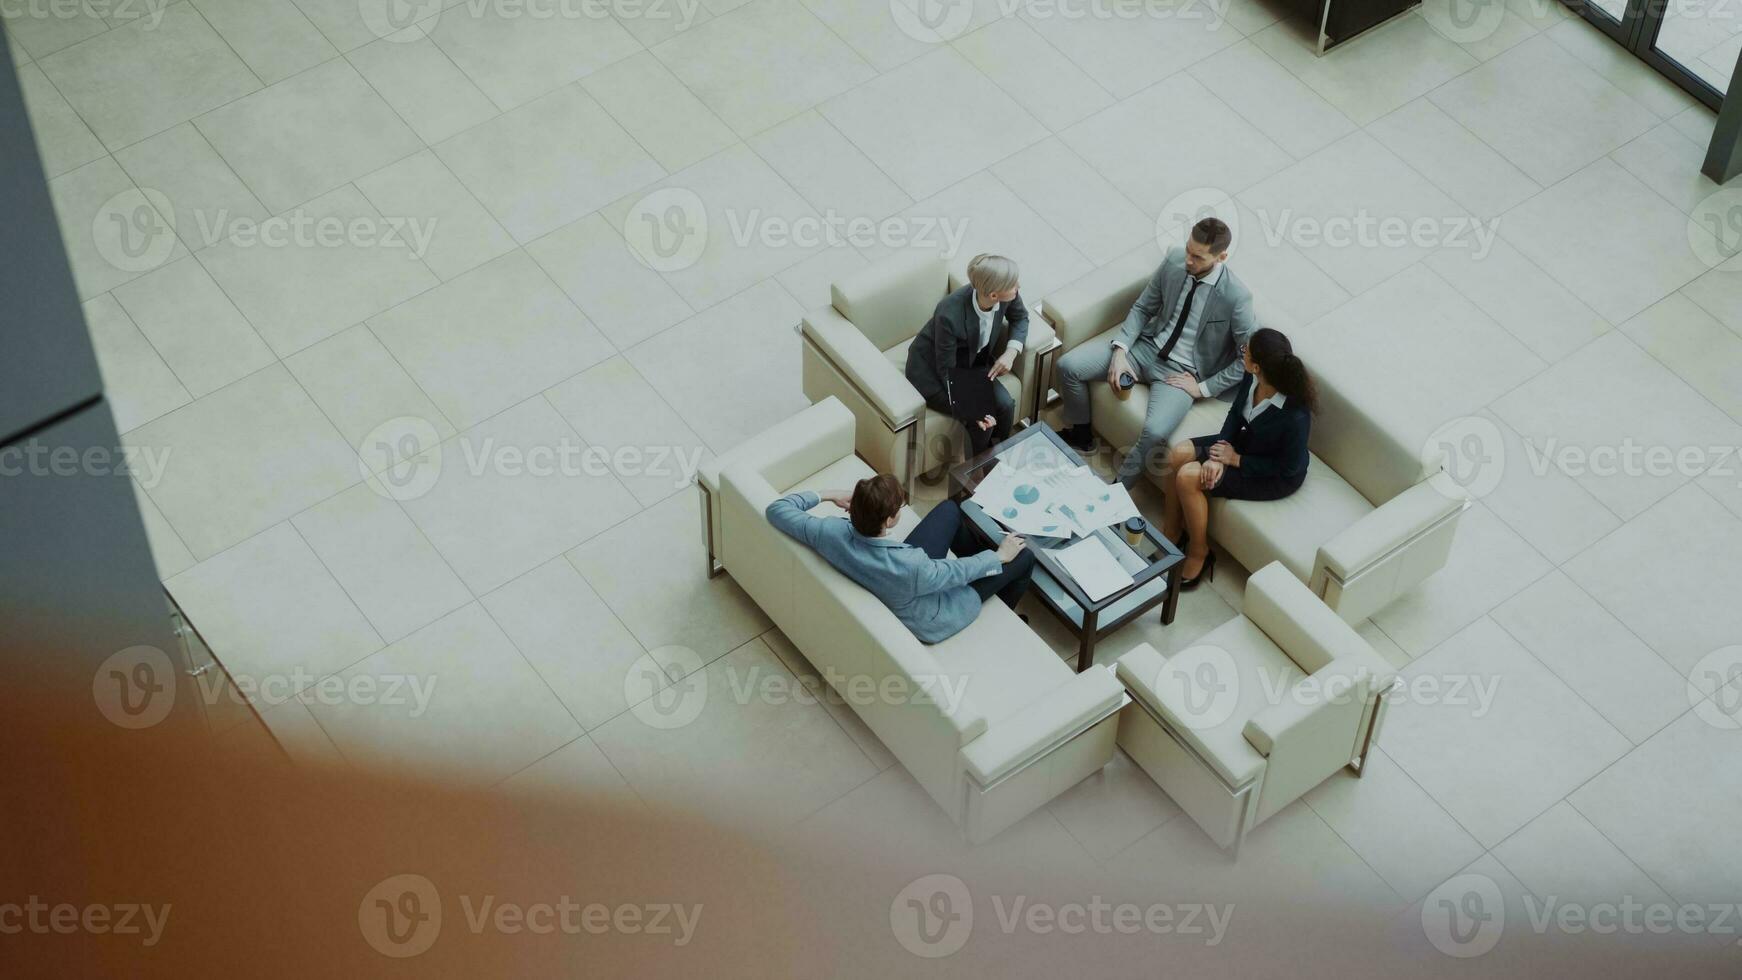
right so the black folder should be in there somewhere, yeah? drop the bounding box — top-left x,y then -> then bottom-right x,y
945,367 -> 1000,422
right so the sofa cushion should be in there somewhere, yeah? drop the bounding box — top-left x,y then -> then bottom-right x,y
834,252 -> 949,352
928,604 -> 1073,725
1164,617 -> 1308,785
1212,459 -> 1372,583
1303,364 -> 1431,507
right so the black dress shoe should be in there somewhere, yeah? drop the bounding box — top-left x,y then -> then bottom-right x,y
1062,424 -> 1096,453
1179,551 -> 1216,592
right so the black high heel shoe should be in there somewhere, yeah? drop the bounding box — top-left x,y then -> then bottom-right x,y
1179,550 -> 1216,591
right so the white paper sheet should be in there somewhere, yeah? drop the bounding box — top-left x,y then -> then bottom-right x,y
973,440 -> 1141,539
1054,536 -> 1136,602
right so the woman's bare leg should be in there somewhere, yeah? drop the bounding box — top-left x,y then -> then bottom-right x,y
1175,463 -> 1210,578
1160,443 -> 1195,542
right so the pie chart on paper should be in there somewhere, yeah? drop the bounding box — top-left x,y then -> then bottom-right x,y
1013,485 -> 1040,505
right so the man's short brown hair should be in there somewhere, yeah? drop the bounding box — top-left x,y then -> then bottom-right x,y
849,474 -> 905,537
1191,217 -> 1232,254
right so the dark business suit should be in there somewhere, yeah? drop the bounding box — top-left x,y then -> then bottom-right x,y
904,285 -> 1030,456
1190,372 -> 1311,500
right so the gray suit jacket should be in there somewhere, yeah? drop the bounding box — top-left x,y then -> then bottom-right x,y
904,285 -> 1029,410
1114,246 -> 1257,398
765,491 -> 999,644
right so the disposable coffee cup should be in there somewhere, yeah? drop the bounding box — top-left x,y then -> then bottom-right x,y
1124,517 -> 1146,547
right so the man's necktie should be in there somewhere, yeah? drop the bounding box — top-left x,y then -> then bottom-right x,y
1154,276 -> 1201,366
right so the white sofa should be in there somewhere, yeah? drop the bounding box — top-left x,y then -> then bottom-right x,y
799,252 -> 1056,490
1041,247 -> 1470,623
1114,562 -> 1399,857
699,397 -> 1125,843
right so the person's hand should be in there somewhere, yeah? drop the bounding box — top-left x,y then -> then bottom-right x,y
1199,460 -> 1225,490
821,490 -> 853,510
988,349 -> 1017,380
1208,441 -> 1240,468
976,415 -> 996,432
1107,347 -> 1131,387
996,535 -> 1027,564
1165,373 -> 1203,398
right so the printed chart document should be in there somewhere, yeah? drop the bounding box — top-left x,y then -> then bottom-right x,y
972,438 -> 1143,539
1054,536 -> 1135,601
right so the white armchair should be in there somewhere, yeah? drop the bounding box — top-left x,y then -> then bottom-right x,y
800,252 -> 1055,490
1113,562 -> 1398,857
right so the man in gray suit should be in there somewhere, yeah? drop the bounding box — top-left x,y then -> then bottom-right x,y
1057,218 -> 1257,486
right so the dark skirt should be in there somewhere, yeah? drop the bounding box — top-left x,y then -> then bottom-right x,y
1190,435 -> 1305,501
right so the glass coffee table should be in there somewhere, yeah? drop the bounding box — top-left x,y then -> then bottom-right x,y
949,423 -> 1185,673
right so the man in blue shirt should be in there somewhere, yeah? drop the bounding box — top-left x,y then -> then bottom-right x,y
765,474 -> 1035,644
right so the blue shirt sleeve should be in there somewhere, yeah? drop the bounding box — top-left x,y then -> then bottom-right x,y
765,490 -> 825,547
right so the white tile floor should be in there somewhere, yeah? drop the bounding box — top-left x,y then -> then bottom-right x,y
13,0 -> 1741,959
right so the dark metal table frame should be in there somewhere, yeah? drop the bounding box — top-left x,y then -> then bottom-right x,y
948,423 -> 1184,673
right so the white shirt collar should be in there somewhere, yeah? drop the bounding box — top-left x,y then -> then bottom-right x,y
1192,262 -> 1225,288
1246,382 -> 1285,418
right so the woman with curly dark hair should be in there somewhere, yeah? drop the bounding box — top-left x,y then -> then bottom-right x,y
1161,327 -> 1317,590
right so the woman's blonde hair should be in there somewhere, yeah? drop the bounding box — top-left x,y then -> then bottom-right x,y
966,254 -> 1019,296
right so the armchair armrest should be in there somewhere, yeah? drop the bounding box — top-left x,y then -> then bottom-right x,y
1011,315 -> 1056,383
1319,474 -> 1469,583
699,398 -> 856,557
1243,658 -> 1372,758
1241,562 -> 1397,686
1116,644 -> 1263,787
960,666 -> 1124,786
800,306 -> 925,427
